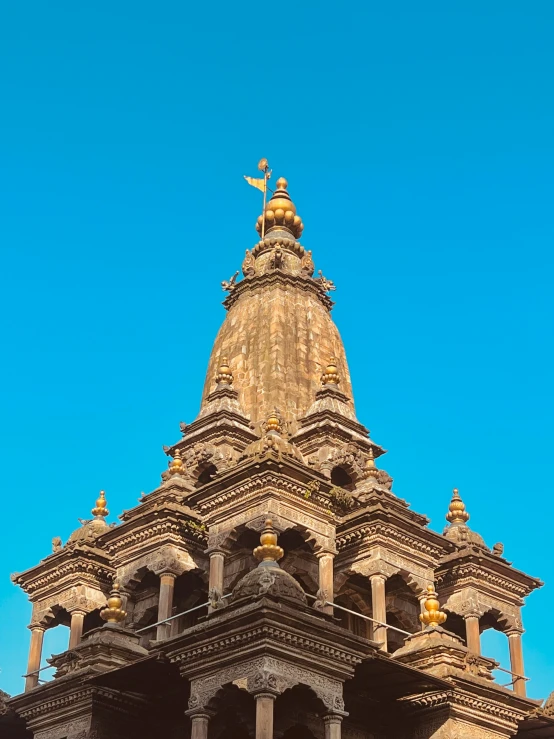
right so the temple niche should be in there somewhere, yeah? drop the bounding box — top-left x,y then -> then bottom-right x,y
5,166 -> 553,739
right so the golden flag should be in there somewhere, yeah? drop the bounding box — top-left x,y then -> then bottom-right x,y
244,175 -> 266,193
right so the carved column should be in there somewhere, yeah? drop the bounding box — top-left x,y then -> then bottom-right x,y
157,572 -> 177,640
317,552 -> 335,615
418,593 -> 428,631
255,693 -> 276,739
208,549 -> 226,613
464,614 -> 481,655
25,625 -> 45,691
189,712 -> 212,739
507,629 -> 526,696
370,574 -> 388,651
323,713 -> 343,739
69,609 -> 86,649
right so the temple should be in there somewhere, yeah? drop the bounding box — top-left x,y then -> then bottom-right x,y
5,170 -> 554,739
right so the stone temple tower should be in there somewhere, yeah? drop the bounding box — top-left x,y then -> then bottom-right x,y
5,171 -> 554,739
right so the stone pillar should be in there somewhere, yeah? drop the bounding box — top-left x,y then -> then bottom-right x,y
418,593 -> 427,631
370,574 -> 388,651
464,614 -> 481,655
323,713 -> 343,739
157,572 -> 176,640
69,610 -> 86,649
255,692 -> 276,739
208,550 -> 225,613
507,630 -> 526,696
317,552 -> 335,615
190,712 -> 211,739
25,625 -> 45,691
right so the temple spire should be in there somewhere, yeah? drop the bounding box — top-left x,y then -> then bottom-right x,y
446,488 -> 470,525
255,177 -> 304,239
91,490 -> 109,519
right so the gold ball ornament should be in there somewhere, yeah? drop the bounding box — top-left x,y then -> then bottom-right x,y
253,519 -> 284,563
419,584 -> 447,629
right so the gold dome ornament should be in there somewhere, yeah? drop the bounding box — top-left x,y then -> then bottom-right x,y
91,490 -> 109,518
256,177 -> 304,240
100,582 -> 127,624
362,448 -> 379,479
446,488 -> 470,525
419,584 -> 447,629
253,519 -> 284,564
169,449 -> 185,476
266,410 -> 282,434
321,358 -> 340,385
215,357 -> 233,385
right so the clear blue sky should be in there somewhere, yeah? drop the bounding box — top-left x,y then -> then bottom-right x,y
1,1 -> 552,700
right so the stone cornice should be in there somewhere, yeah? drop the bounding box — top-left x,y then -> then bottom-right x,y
223,270 -> 334,312
436,552 -> 542,601
12,547 -> 113,598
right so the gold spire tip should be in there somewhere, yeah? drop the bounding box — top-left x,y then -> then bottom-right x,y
100,582 -> 127,624
169,448 -> 185,476
321,358 -> 340,386
253,518 -> 284,563
91,490 -> 109,518
419,584 -> 447,629
215,357 -> 233,385
446,487 -> 470,525
266,410 -> 282,434
255,175 -> 304,239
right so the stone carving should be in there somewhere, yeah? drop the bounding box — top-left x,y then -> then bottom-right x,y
52,536 -> 63,553
312,589 -> 328,610
542,690 -> 554,717
492,542 -> 504,557
221,271 -> 239,292
117,545 -> 197,587
300,249 -> 315,277
269,246 -> 284,270
208,587 -> 226,610
242,249 -> 256,277
314,269 -> 336,292
187,656 -> 344,714
319,443 -> 366,481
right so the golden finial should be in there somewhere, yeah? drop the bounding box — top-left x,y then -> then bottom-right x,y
169,449 -> 185,476
255,176 -> 304,239
362,448 -> 379,479
419,584 -> 447,629
91,490 -> 109,518
446,488 -> 470,525
253,519 -> 284,563
100,582 -> 127,624
215,357 -> 233,385
321,358 -> 340,385
266,409 -> 282,434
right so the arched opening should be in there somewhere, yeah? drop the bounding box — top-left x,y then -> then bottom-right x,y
384,575 -> 420,652
209,684 -> 255,739
170,570 -> 209,634
126,570 -> 161,646
330,466 -> 353,490
275,684 -> 326,738
82,608 -> 103,636
197,464 -> 217,486
480,611 -> 512,686
335,574 -> 372,640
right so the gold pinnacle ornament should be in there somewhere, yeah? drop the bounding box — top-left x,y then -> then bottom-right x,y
321,358 -> 340,385
215,357 -> 233,385
419,584 -> 447,629
169,449 -> 184,476
362,448 -> 379,479
266,410 -> 282,434
100,582 -> 127,624
253,519 -> 284,563
91,490 -> 109,518
446,488 -> 470,525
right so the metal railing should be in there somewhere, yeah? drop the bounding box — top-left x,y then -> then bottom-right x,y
22,592 -> 528,689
